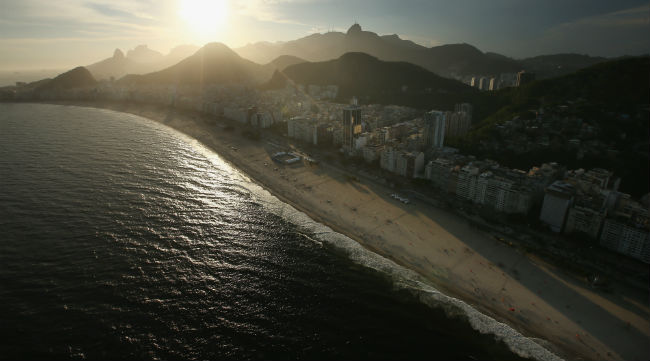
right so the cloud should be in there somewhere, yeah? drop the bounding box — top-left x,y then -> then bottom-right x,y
233,0 -> 322,25
0,36 -> 140,44
0,0 -> 170,40
0,0 -> 183,69
85,2 -> 152,23
548,4 -> 649,30
534,4 -> 650,56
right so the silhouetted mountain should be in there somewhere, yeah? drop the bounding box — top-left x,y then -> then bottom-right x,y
264,52 -> 477,109
257,56 -> 307,88
380,34 -> 422,50
236,24 -> 609,79
86,44 -> 200,81
22,78 -> 53,89
119,42 -> 266,85
86,48 -> 138,80
113,48 -> 125,60
236,24 -> 521,78
166,45 -> 200,64
258,70 -> 288,91
422,43 -> 521,77
264,55 -> 307,72
35,66 -> 96,92
126,45 -> 163,63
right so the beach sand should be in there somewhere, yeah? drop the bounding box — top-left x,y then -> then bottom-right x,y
57,101 -> 650,361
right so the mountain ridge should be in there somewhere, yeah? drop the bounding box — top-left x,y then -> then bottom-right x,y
35,66 -> 96,92
118,42 -> 267,86
86,44 -> 200,81
264,51 -> 477,109
263,55 -> 307,72
235,24 -> 607,79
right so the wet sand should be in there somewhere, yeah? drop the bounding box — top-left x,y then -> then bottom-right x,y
52,101 -> 650,361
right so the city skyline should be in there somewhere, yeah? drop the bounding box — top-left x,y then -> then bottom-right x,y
1,0 -> 649,70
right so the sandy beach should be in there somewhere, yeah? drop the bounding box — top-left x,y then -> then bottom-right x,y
50,101 -> 649,361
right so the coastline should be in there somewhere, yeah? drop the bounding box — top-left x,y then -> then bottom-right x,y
34,100 -> 650,361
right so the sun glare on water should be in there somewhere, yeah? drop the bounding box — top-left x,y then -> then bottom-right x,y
179,0 -> 229,42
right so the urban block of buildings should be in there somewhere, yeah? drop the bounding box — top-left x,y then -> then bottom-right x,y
5,78 -> 647,264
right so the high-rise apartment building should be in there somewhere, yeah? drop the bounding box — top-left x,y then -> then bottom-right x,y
343,98 -> 362,151
445,111 -> 472,138
489,77 -> 497,91
516,71 -> 535,87
423,110 -> 446,148
539,181 -> 575,232
478,77 -> 489,90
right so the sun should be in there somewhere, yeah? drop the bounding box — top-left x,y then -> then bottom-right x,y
179,0 -> 229,42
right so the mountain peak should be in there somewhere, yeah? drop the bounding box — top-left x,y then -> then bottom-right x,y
118,41 -> 263,86
37,66 -> 96,91
275,52 -> 474,105
201,42 -> 235,53
266,55 -> 307,71
202,42 -> 231,50
195,42 -> 242,61
113,49 -> 124,59
126,45 -> 163,63
338,52 -> 378,62
233,24 -> 522,77
347,23 -> 362,35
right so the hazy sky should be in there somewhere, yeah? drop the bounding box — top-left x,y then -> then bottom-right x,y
0,0 -> 648,70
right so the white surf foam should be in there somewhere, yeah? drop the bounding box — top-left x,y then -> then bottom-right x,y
235,174 -> 564,361
186,133 -> 564,361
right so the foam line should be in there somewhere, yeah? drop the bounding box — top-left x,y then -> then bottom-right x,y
238,174 -> 563,361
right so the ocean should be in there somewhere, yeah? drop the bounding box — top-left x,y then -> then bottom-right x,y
0,103 -> 534,360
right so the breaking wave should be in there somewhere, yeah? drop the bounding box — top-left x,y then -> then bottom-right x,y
233,168 -> 563,361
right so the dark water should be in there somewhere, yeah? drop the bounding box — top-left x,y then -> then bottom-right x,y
0,103 -> 525,360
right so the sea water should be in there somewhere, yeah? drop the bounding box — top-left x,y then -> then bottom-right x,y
0,103 -> 547,360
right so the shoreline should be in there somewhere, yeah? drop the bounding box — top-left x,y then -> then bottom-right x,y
29,100 -> 650,361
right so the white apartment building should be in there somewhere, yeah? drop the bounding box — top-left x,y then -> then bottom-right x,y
456,164 -> 480,200
539,181 -> 575,232
425,158 -> 455,190
423,111 -> 446,149
363,144 -> 384,163
380,146 -> 398,173
288,116 -> 318,144
600,219 -> 650,263
565,205 -> 606,239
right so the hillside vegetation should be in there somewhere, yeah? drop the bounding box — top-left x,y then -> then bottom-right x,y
266,52 -> 478,110
458,56 -> 650,196
36,67 -> 97,92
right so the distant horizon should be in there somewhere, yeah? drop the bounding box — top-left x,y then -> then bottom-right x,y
1,0 -> 648,71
